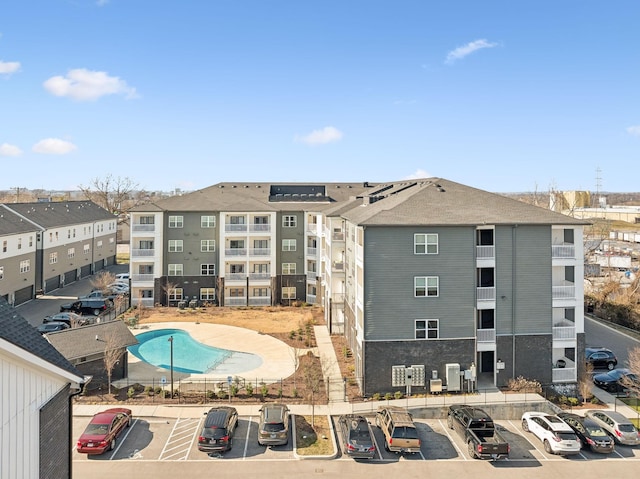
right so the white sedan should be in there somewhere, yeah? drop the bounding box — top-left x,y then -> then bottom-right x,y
521,411 -> 581,455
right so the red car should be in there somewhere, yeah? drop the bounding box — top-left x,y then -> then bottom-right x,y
76,408 -> 132,454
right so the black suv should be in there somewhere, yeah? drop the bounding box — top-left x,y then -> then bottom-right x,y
585,347 -> 617,370
60,299 -> 111,316
198,406 -> 238,454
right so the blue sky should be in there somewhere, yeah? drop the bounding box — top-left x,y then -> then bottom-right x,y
1,1 -> 639,193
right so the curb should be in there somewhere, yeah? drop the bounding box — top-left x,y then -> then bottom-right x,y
292,414 -> 339,460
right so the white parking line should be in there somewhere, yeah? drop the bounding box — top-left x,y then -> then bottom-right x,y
437,419 -> 466,460
109,418 -> 138,460
242,416 -> 254,459
159,418 -> 201,460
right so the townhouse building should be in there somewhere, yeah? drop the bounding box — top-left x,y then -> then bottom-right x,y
129,179 -> 587,394
0,201 -> 117,305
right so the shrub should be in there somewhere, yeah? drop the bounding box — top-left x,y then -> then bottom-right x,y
260,383 -> 269,399
372,393 -> 381,401
127,387 -> 135,399
230,384 -> 239,397
293,388 -> 299,398
394,391 -> 403,400
206,390 -> 216,400
145,386 -> 154,396
245,383 -> 253,397
384,392 -> 393,401
154,386 -> 163,395
507,376 -> 542,393
567,397 -> 580,407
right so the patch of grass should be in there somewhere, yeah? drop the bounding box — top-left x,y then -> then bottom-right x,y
295,415 -> 334,456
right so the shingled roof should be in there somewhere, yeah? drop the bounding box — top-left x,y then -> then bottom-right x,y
0,204 -> 41,235
4,201 -> 114,228
46,320 -> 138,361
0,297 -> 84,381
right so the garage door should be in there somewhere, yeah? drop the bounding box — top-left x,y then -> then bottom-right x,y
80,264 -> 92,278
64,269 -> 77,284
44,276 -> 60,293
14,285 -> 33,305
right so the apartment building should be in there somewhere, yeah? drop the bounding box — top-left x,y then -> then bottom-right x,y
129,178 -> 587,393
0,201 -> 117,304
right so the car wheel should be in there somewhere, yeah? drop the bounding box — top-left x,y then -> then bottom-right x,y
607,362 -> 615,371
110,437 -> 116,451
384,441 -> 389,452
375,415 -> 381,428
521,419 -> 529,432
93,309 -> 101,316
543,440 -> 553,454
467,441 -> 477,459
447,415 -> 454,429
127,417 -> 132,427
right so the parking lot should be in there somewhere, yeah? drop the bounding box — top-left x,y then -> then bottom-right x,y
73,413 -> 640,464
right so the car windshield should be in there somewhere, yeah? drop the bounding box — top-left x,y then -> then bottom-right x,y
586,426 -> 608,437
202,427 -> 227,439
618,424 -> 636,433
392,426 -> 419,439
263,422 -> 285,433
557,432 -> 577,441
84,423 -> 109,435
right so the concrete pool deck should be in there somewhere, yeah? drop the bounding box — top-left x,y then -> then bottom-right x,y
116,322 -> 302,387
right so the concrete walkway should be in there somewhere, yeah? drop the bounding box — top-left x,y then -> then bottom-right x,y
313,325 -> 345,403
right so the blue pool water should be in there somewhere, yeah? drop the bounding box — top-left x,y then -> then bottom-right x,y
128,328 -> 260,374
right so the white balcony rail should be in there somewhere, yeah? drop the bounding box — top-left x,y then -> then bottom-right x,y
225,224 -> 248,232
249,296 -> 271,306
226,273 -> 247,281
249,224 -> 270,232
131,248 -> 155,257
306,294 -> 316,304
225,248 -> 247,256
477,328 -> 496,342
477,287 -> 496,301
248,272 -> 271,281
225,297 -> 247,306
132,224 -> 155,232
307,271 -> 318,280
552,366 -> 576,382
307,225 -> 318,235
132,297 -> 154,307
132,274 -> 154,282
552,244 -> 575,258
332,261 -> 344,272
553,325 -> 576,340
307,247 -> 317,256
249,248 -> 270,256
476,245 -> 495,259
332,232 -> 345,241
552,284 -> 575,299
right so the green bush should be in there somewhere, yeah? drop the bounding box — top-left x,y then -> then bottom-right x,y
145,386 -> 154,396
384,392 -> 393,401
260,383 -> 269,398
245,383 -> 253,397
127,387 -> 135,399
567,397 -> 579,407
230,384 -> 239,397
394,391 -> 403,400
206,389 -> 216,400
372,393 -> 381,401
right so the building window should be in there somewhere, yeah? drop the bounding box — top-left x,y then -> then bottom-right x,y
49,252 -> 58,264
0,266 -> 4,280
67,229 -> 71,239
68,248 -> 75,258
414,233 -> 438,254
109,237 -> 114,244
29,236 -> 33,247
283,215 -> 297,227
200,288 -> 216,300
201,264 -> 216,275
169,215 -> 183,228
415,276 -> 439,297
17,238 -> 22,250
84,244 -> 90,254
253,287 -> 268,297
282,286 -> 296,299
20,260 -> 30,273
282,239 -> 297,251
140,216 -> 154,225
3,240 -> 7,252
168,240 -> 183,252
254,216 -> 269,225
97,240 -> 103,248
282,263 -> 296,275
140,289 -> 153,298
168,264 -> 183,276
201,215 -> 216,228
416,319 -> 439,339
168,288 -> 183,301
229,288 -> 244,297
201,240 -> 215,252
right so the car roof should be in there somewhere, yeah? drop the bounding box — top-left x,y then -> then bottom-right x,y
588,410 -> 634,424
260,403 -> 288,421
204,407 -> 235,427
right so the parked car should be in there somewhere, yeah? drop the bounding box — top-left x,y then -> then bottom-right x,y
585,347 -> 618,370
43,312 -> 89,326
60,299 -> 111,316
115,273 -> 130,281
37,321 -> 70,334
79,290 -> 117,302
557,412 -> 615,454
585,410 -> 640,446
107,283 -> 130,294
258,403 -> 290,446
447,404 -> 510,460
521,411 -> 581,455
593,368 -> 639,394
375,406 -> 421,454
76,408 -> 132,454
337,414 -> 376,460
198,406 -> 238,454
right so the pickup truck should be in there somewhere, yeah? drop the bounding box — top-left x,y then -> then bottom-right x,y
447,404 -> 510,460
375,406 -> 421,454
79,290 -> 118,302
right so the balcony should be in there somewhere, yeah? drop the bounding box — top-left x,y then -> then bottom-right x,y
249,296 -> 271,306
307,247 -> 317,256
332,261 -> 344,272
552,366 -> 576,382
226,273 -> 247,282
132,297 -> 154,307
249,248 -> 270,256
477,286 -> 496,301
225,297 -> 247,306
552,244 -> 575,259
553,325 -> 576,340
132,274 -> 154,282
331,293 -> 345,304
552,283 -> 575,299
248,272 -> 271,281
332,231 -> 345,242
476,245 -> 495,259
307,225 -> 318,235
477,328 -> 496,343
249,224 -> 271,233
131,248 -> 155,257
225,224 -> 248,232
307,271 -> 318,281
225,248 -> 247,256
132,224 -> 155,232
306,294 -> 316,304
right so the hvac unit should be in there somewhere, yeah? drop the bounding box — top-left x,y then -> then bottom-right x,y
445,363 -> 461,392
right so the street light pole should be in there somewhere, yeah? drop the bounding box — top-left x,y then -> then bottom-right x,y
168,335 -> 174,398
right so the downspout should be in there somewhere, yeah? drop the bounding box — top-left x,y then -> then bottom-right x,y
512,225 -> 517,380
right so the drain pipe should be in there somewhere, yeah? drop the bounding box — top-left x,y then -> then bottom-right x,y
512,225 -> 517,380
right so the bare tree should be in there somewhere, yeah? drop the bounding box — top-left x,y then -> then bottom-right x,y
161,280 -> 179,306
302,352 -> 323,427
78,174 -> 146,220
101,331 -> 124,396
91,271 -> 117,292
578,362 -> 594,404
621,347 -> 640,397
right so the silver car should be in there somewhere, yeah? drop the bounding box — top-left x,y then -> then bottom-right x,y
585,410 -> 640,446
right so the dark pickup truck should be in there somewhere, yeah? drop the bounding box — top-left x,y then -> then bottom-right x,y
447,404 -> 510,460
60,299 -> 111,316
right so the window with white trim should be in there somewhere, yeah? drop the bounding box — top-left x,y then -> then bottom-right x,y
200,288 -> 216,300
168,240 -> 183,252
168,215 -> 183,228
84,244 -> 90,254
253,287 -> 268,297
201,215 -> 216,228
282,263 -> 296,275
168,288 -> 183,301
68,248 -> 75,258
17,238 -> 22,250
97,240 -> 103,248
168,264 -> 183,276
415,276 -> 439,297
49,252 -> 58,264
201,264 -> 216,275
282,239 -> 296,251
415,319 -> 439,339
20,259 -> 30,273
282,286 -> 296,299
283,215 -> 297,227
414,233 -> 438,254
229,288 -> 244,297
2,240 -> 6,252
0,266 -> 4,280
201,240 -> 215,252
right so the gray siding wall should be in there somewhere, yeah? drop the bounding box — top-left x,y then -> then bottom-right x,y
164,212 -> 218,276
363,226 -> 476,341
0,251 -> 36,299
496,334 -> 552,386
276,211 -> 303,275
495,225 -> 552,335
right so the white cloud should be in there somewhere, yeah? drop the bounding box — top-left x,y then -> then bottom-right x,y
404,169 -> 433,180
446,39 -> 497,64
43,68 -> 137,101
627,125 -> 640,137
0,60 -> 21,75
0,143 -> 22,156
295,126 -> 343,145
32,138 -> 77,155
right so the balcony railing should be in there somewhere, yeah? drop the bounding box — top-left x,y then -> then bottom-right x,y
477,328 -> 496,342
331,293 -> 345,304
248,272 -> 270,281
225,224 -> 248,232
132,297 -> 154,307
552,244 -> 575,259
132,224 -> 155,232
477,286 -> 496,301
552,366 -> 576,382
249,296 -> 271,306
306,294 -> 316,304
249,248 -> 270,256
553,325 -> 576,340
332,232 -> 345,241
307,247 -> 317,256
131,248 -> 155,257
552,284 -> 575,299
476,245 -> 495,259
249,224 -> 270,232
132,274 -> 154,282
226,273 -> 247,281
307,271 -> 318,280
225,297 -> 247,306
332,261 -> 344,272
225,248 -> 247,256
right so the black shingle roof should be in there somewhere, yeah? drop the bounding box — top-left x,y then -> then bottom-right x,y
0,297 -> 84,380
4,201 -> 114,228
46,320 -> 138,360
0,204 -> 42,235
